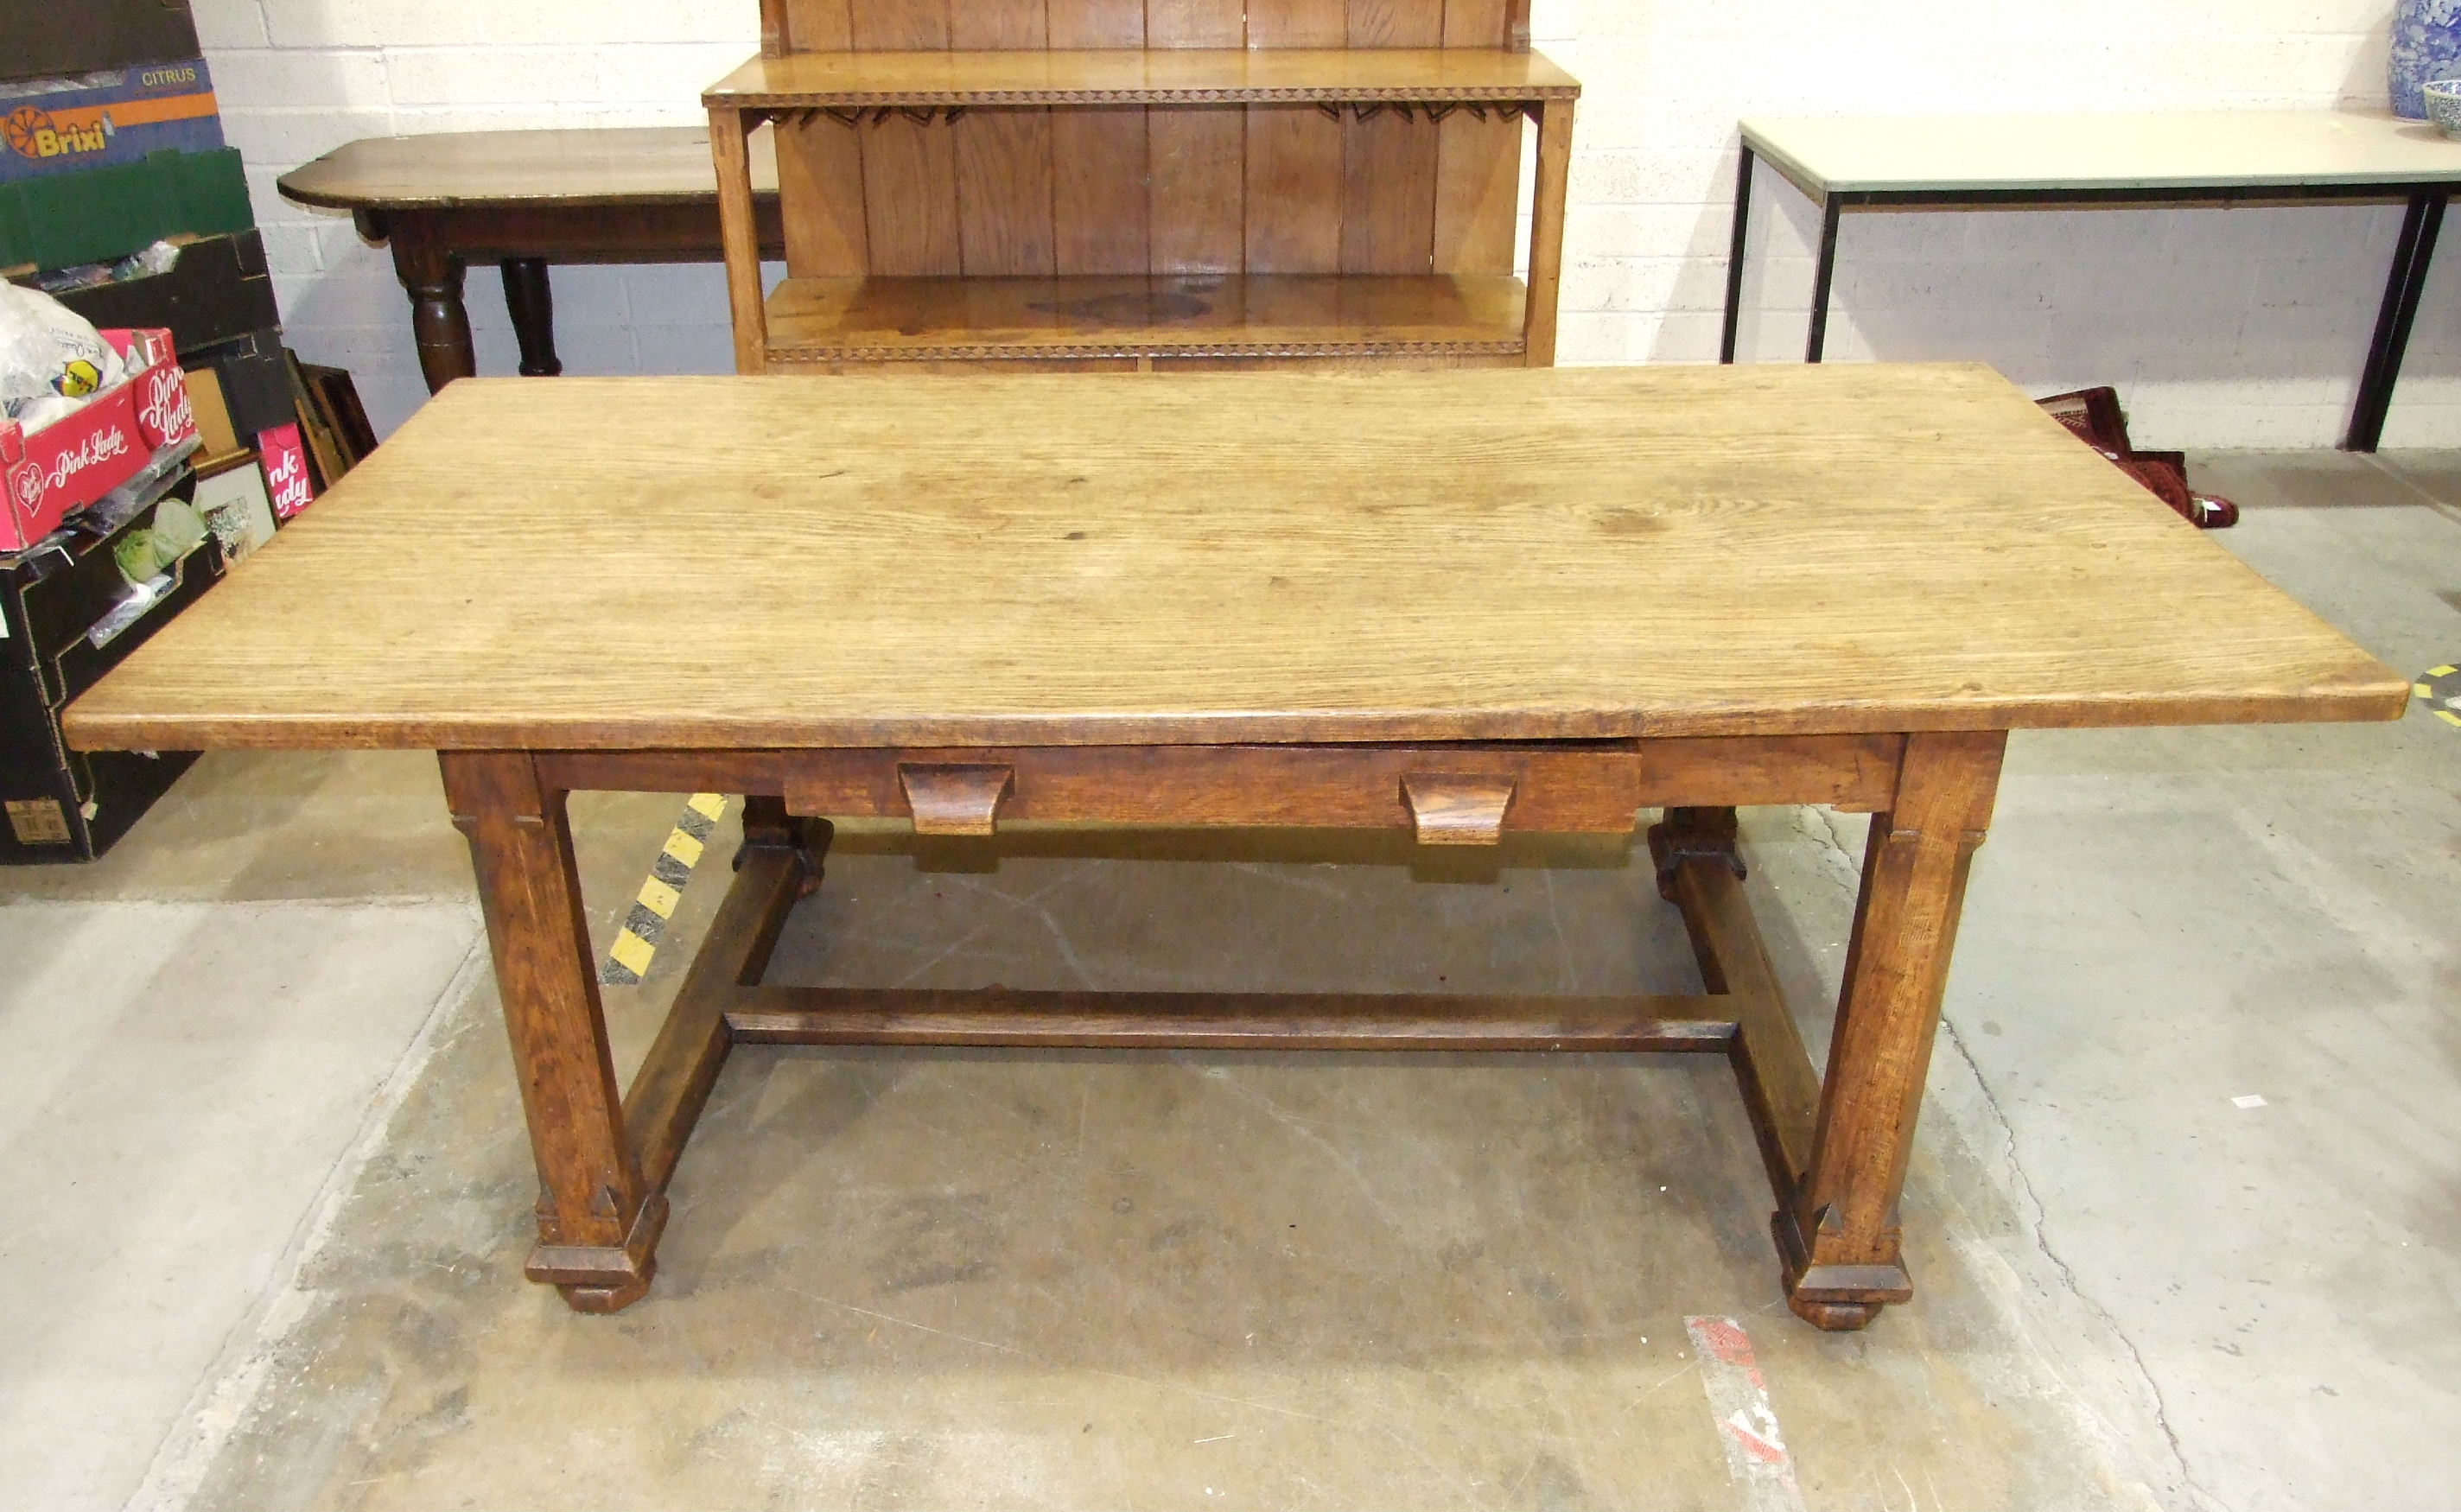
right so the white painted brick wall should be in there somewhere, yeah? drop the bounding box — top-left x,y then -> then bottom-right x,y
194,0 -> 2461,446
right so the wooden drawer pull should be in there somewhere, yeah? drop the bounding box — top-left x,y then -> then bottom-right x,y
1402,773 -> 1516,846
899,764 -> 1014,835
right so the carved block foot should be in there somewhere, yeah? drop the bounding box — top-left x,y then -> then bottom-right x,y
1647,805 -> 1746,902
740,798 -> 832,897
558,1263 -> 655,1314
1772,1208 -> 1908,1332
1785,1292 -> 1880,1331
525,1191 -> 668,1313
790,816 -> 832,897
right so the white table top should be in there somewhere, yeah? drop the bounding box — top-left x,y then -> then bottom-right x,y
1741,110 -> 2461,196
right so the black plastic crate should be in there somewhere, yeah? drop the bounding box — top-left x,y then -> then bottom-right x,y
0,0 -> 200,86
0,468 -> 223,862
43,230 -> 280,356
183,327 -> 296,438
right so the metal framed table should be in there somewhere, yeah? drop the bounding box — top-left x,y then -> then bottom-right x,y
278,127 -> 784,393
1720,111 -> 2461,451
62,366 -> 2403,1330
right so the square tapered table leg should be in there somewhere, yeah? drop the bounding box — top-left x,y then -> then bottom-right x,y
1776,730 -> 2006,1329
442,751 -> 662,1311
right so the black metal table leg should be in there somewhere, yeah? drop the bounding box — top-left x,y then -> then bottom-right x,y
501,257 -> 564,378
1805,195 -> 1843,364
1721,145 -> 1755,364
2346,193 -> 2445,452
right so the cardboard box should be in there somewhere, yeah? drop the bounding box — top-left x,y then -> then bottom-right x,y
0,467 -> 219,862
0,328 -> 198,550
41,230 -> 279,354
0,1 -> 200,88
0,147 -> 251,273
181,365 -> 243,461
0,59 -> 223,183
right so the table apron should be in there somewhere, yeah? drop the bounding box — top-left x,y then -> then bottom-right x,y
531,734 -> 1905,831
375,200 -> 787,264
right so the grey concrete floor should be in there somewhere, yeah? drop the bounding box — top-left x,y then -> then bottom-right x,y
0,451 -> 2456,1510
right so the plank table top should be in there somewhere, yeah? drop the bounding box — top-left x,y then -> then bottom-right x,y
64,365 -> 2405,754
1741,110 -> 2461,197
278,125 -> 779,213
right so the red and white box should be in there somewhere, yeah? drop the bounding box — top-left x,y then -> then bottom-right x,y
257,422 -> 314,520
0,328 -> 198,551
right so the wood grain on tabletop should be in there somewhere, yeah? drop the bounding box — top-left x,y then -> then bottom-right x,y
61,365 -> 2407,754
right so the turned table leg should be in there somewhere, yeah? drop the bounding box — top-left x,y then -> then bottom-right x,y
1776,730 -> 2006,1330
500,257 -> 563,378
441,751 -> 665,1312
391,232 -> 477,395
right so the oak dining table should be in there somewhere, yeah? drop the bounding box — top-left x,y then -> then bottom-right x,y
61,365 -> 2405,1329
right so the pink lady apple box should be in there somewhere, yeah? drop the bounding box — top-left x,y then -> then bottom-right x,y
0,328 -> 196,551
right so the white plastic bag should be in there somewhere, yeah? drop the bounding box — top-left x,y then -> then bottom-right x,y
0,281 -> 124,423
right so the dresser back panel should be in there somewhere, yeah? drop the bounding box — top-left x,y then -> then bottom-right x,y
761,0 -> 1527,279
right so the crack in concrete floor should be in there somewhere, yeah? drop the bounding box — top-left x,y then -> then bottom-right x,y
1783,804 -> 2197,1507
1934,1012 -> 2213,1511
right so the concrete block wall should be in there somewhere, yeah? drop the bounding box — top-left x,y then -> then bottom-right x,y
198,0 -> 2461,447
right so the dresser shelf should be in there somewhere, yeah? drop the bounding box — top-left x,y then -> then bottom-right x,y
763,272 -> 1528,364
707,0 -> 1577,372
703,48 -> 1580,108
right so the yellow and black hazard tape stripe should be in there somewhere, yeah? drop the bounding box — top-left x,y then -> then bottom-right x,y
2417,664 -> 2461,729
601,792 -> 730,986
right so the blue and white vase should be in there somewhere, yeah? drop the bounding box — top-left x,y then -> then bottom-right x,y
2391,0 -> 2461,119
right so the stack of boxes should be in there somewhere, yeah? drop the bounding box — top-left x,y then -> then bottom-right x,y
1,0 -> 308,861
0,56 -> 252,271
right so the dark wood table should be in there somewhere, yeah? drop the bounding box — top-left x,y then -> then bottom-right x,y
63,366 -> 2402,1329
278,127 -> 783,393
